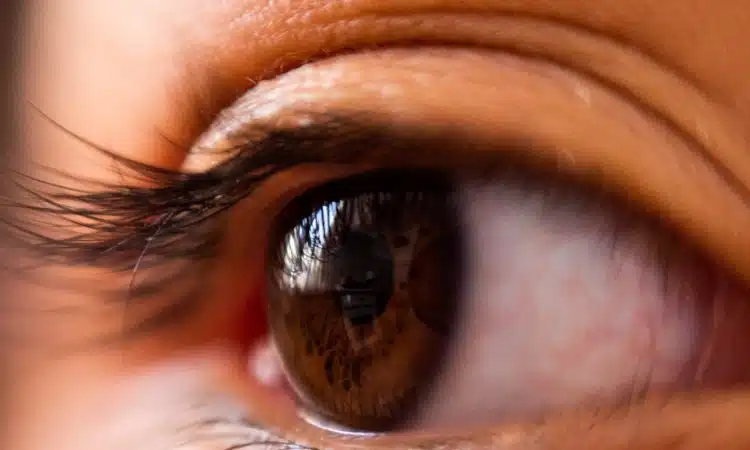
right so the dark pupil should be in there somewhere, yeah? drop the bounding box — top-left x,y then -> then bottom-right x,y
333,231 -> 394,326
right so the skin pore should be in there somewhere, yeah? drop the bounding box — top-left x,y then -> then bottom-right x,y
6,0 -> 750,448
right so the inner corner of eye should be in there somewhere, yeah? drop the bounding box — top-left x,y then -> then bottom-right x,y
242,309 -> 297,409
239,167 -> 750,433
247,334 -> 284,388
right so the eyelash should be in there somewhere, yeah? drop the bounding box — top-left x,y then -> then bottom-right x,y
178,415 -> 316,450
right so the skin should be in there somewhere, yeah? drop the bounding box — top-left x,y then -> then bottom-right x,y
6,0 -> 750,448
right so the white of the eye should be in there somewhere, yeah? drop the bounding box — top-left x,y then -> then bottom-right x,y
417,181 -> 707,426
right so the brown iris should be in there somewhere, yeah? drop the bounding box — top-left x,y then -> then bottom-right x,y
267,171 -> 463,430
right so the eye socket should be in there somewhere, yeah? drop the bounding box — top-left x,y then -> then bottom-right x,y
267,170 -> 462,431
263,166 -> 750,434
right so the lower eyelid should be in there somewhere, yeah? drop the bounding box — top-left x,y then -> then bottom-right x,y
236,341 -> 750,449
234,388 -> 750,450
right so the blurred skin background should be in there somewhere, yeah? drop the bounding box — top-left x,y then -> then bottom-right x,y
5,1 -> 750,449
0,0 -> 20,443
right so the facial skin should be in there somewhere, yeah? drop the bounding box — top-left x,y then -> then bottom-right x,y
7,0 -> 750,449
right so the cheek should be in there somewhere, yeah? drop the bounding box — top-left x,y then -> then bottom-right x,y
7,352 -> 239,450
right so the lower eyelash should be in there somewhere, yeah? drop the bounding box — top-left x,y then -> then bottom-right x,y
164,389 -> 314,450
6,106 -> 286,273
176,416 -> 315,450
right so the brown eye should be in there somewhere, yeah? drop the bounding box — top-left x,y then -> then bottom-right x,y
266,170 -> 462,431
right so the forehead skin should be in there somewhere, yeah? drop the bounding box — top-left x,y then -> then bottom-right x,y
10,0 -> 750,449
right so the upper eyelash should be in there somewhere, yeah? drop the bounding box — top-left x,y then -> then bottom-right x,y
4,108 -> 388,274
5,104 -> 537,278
170,395 -> 317,450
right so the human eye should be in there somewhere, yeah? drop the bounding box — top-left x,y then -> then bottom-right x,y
8,2 -> 750,450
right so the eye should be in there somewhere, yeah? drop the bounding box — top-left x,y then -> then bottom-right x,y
261,165 -> 750,434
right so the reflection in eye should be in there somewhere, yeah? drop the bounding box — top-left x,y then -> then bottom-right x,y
266,165 -> 750,433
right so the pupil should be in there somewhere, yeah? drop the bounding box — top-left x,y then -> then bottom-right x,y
334,231 -> 394,326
